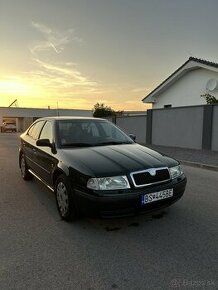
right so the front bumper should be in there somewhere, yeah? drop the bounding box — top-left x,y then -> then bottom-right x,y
74,176 -> 187,218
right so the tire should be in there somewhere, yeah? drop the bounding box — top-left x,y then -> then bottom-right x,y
55,174 -> 79,221
20,154 -> 32,180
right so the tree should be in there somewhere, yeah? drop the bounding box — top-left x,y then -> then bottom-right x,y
93,103 -> 116,117
201,93 -> 218,104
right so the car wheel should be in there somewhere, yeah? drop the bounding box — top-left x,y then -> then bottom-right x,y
20,154 -> 32,180
55,174 -> 78,221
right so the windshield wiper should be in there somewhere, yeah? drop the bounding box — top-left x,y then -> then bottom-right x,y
62,143 -> 94,147
94,141 -> 133,146
62,141 -> 133,147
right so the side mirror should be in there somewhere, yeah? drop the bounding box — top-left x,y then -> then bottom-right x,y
129,134 -> 136,141
36,139 -> 52,148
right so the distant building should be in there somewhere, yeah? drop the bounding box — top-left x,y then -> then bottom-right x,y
0,107 -> 92,132
142,57 -> 218,108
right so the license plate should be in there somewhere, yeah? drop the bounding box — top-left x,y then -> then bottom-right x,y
141,189 -> 173,205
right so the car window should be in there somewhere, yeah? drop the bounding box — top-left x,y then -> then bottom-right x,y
27,124 -> 35,137
58,121 -> 91,145
28,121 -> 45,140
82,122 -> 100,137
57,120 -> 133,146
39,121 -> 53,142
99,122 -> 127,141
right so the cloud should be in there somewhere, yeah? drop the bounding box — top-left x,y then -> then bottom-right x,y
26,21 -> 103,99
33,58 -> 98,87
5,21 -> 138,110
30,22 -> 82,54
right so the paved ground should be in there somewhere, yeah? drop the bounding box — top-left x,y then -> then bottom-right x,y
147,144 -> 218,168
0,133 -> 217,290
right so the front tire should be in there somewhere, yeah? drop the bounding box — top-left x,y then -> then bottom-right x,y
20,154 -> 32,180
55,174 -> 78,221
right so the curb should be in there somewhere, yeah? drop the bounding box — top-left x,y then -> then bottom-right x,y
180,160 -> 218,172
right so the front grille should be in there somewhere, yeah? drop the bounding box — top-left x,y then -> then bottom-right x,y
130,167 -> 170,187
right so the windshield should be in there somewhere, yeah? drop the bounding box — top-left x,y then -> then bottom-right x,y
57,119 -> 134,147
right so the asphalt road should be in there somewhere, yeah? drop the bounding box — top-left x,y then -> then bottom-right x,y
0,133 -> 217,290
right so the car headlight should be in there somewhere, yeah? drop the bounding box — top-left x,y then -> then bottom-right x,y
169,165 -> 183,179
87,176 -> 130,190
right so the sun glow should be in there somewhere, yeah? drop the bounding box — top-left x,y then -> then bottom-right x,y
0,75 -> 149,110
0,79 -> 37,96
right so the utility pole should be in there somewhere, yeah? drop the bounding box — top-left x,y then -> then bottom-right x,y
57,101 -> 59,116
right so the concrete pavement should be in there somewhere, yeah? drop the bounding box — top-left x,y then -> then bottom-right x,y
0,133 -> 217,290
147,144 -> 218,171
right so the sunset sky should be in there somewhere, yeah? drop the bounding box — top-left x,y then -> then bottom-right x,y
1,0 -> 218,111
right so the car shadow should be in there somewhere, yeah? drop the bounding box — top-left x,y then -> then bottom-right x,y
23,176 -> 60,220
86,208 -> 169,232
23,175 -> 171,232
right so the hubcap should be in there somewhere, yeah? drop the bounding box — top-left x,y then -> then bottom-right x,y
56,182 -> 69,216
21,156 -> 26,177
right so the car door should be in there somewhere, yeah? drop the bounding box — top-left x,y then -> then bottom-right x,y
23,121 -> 45,172
33,121 -> 57,186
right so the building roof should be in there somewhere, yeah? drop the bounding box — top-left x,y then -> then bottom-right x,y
189,57 -> 218,68
142,57 -> 218,103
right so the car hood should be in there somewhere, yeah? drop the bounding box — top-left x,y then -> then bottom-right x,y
61,143 -> 178,177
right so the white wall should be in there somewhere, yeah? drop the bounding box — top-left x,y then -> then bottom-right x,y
153,68 -> 218,108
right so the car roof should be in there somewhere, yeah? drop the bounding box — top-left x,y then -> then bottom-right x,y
35,116 -> 107,122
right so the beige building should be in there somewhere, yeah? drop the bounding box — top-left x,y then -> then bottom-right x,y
0,107 -> 92,132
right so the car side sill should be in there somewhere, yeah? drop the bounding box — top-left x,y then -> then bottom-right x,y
28,169 -> 54,192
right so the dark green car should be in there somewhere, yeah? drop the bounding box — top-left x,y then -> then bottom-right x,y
19,117 -> 187,221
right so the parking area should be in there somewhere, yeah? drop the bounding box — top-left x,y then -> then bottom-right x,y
0,133 -> 217,290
